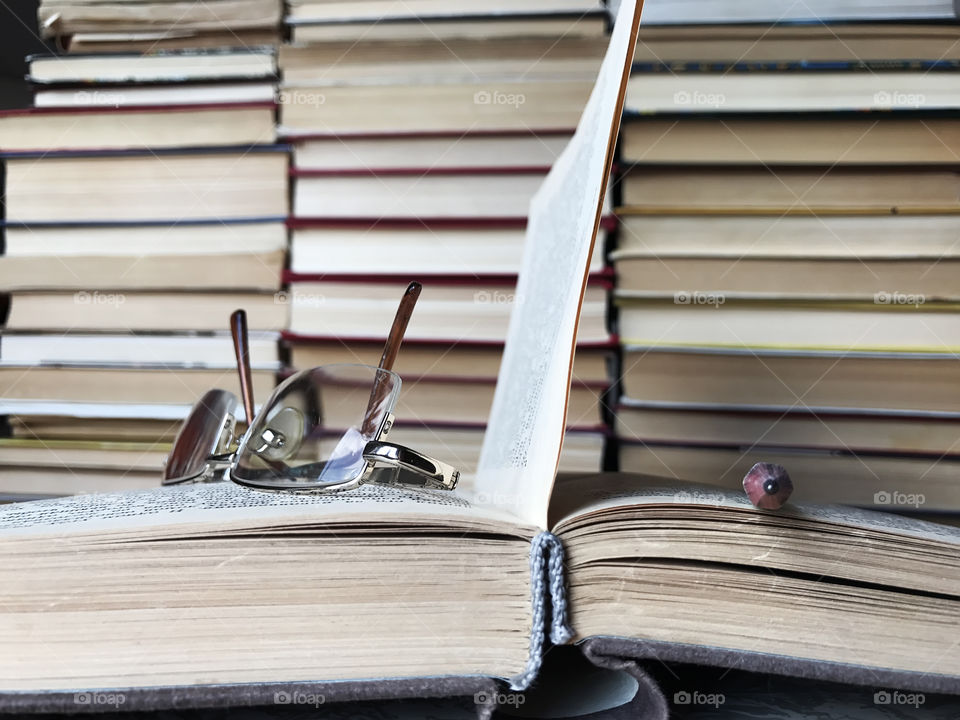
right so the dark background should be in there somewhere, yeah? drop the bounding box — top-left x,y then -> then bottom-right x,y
1,0 -> 49,109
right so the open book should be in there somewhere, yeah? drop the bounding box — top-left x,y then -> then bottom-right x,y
2,0 -> 959,711
3,473 -> 959,698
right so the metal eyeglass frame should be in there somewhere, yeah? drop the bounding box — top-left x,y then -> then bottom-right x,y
162,363 -> 459,493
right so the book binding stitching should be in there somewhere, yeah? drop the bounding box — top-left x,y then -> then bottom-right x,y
509,532 -> 573,691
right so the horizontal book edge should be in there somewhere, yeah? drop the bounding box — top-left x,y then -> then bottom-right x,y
278,127 -> 576,141
620,107 -> 960,121
286,9 -> 608,26
616,436 -> 960,461
28,75 -> 279,87
617,398 -> 960,421
287,216 -> 618,230
0,101 -> 276,118
282,331 -> 617,350
276,366 -> 608,388
291,166 -> 551,178
26,48 -> 277,62
282,270 -> 614,285
630,59 -> 960,73
0,144 -> 290,160
1,216 -> 288,228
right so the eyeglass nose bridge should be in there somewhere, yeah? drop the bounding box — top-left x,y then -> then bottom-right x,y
362,440 -> 459,491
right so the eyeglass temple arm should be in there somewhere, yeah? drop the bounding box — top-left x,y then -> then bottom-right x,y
230,309 -> 256,427
361,281 -> 422,436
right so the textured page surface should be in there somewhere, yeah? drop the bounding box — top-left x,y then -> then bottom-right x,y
476,0 -> 642,528
550,475 -> 960,545
0,481 -> 526,537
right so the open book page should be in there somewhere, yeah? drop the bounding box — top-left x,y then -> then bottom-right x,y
549,473 -> 960,544
0,484 -> 536,692
550,473 -> 960,601
475,0 -> 643,529
0,481 -> 533,539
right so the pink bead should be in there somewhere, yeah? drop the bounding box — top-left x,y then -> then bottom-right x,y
743,462 -> 793,510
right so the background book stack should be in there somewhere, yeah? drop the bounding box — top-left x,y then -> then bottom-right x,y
612,1 -> 960,518
0,10 -> 288,500
38,0 -> 282,52
277,0 -> 616,485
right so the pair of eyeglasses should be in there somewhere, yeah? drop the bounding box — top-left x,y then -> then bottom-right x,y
162,283 -> 459,493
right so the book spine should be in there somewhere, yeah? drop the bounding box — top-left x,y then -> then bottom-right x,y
1,157 -> 5,255
510,532 -> 573,691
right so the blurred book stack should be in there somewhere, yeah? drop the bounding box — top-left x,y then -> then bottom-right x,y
0,8 -> 287,499
613,1 -> 960,515
38,0 -> 282,52
278,0 -> 616,483
635,0 -> 957,23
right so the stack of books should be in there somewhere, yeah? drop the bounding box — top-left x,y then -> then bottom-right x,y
28,49 -> 278,108
38,0 -> 282,52
4,0 -> 960,698
612,7 -> 960,515
277,2 -> 616,482
0,19 -> 288,499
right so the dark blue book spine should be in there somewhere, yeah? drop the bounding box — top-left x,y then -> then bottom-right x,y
631,59 -> 960,74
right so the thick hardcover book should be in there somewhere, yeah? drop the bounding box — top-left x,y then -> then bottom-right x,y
619,114 -> 960,165
289,224 -> 608,278
2,2 -> 958,714
26,48 -> 277,85
288,216 -> 619,231
282,277 -> 612,344
637,0 -> 957,23
0,104 -> 276,153
0,221 -> 287,292
0,146 -> 288,226
631,23 -> 960,65
624,69 -> 960,113
286,1 -> 609,43
277,80 -> 595,137
616,438 -> 960,514
64,30 -> 281,54
286,2 -> 607,26
284,336 -> 617,381
33,83 -> 277,109
38,0 -> 283,39
290,132 -> 573,173
291,167 -> 614,223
